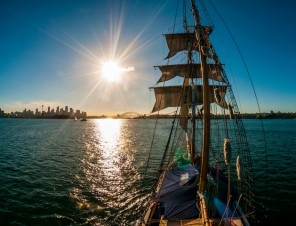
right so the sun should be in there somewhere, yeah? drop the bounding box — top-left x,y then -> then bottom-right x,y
101,61 -> 122,82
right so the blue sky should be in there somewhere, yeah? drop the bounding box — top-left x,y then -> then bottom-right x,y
1,0 -> 296,116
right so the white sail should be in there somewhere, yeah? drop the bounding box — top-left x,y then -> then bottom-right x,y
151,85 -> 228,112
156,64 -> 225,83
164,29 -> 213,59
143,0 -> 259,224
164,33 -> 198,59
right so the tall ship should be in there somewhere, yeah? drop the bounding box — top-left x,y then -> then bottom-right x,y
141,0 -> 266,225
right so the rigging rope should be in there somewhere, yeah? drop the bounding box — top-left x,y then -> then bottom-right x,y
231,194 -> 243,220
218,195 -> 232,226
142,0 -> 180,191
208,0 -> 268,204
198,0 -> 214,28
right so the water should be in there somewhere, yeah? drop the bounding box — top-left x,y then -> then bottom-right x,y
0,118 -> 295,225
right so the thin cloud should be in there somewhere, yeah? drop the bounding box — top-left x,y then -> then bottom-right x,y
121,66 -> 135,72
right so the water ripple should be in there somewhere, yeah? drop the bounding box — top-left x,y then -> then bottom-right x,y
0,119 -> 295,225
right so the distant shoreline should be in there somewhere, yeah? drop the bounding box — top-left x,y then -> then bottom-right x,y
0,115 -> 295,120
1,111 -> 295,119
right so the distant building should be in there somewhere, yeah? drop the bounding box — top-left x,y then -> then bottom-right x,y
76,110 -> 80,118
27,109 -> 33,116
35,108 -> 41,116
81,111 -> 87,118
0,108 -> 4,117
15,111 -> 21,117
70,108 -> 74,117
0,105 -> 87,118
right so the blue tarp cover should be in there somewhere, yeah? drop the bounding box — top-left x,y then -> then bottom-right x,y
209,167 -> 240,218
154,165 -> 241,220
154,165 -> 200,220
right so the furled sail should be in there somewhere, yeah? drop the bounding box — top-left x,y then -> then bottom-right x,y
224,138 -> 231,165
155,64 -> 226,83
236,156 -> 245,180
151,85 -> 228,112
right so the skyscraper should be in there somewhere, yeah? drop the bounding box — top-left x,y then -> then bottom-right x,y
76,110 -> 80,118
70,108 -> 74,117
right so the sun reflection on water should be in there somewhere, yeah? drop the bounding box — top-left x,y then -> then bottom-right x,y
96,118 -> 122,155
69,119 -> 152,224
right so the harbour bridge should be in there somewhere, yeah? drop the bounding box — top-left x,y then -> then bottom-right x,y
117,112 -> 145,119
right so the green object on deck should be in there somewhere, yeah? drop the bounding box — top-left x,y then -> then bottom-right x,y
173,149 -> 190,167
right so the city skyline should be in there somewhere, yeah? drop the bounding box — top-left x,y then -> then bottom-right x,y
0,105 -> 87,118
1,105 -> 295,118
1,1 -> 296,115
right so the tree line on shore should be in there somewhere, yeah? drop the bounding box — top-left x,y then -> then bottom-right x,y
1,112 -> 295,119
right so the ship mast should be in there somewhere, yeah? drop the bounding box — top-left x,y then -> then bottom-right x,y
190,0 -> 210,192
183,0 -> 196,165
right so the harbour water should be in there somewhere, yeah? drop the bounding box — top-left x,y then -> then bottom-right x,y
0,118 -> 295,225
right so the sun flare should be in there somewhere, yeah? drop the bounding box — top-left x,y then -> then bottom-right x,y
102,61 -> 122,82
